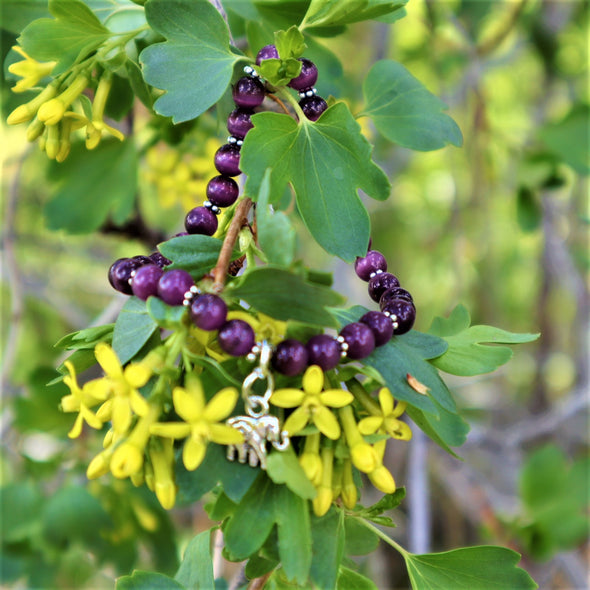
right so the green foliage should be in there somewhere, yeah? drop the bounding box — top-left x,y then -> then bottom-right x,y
301,0 -> 408,28
112,297 -> 159,364
174,530 -> 215,589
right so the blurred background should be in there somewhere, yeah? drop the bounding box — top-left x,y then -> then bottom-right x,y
1,0 -> 588,588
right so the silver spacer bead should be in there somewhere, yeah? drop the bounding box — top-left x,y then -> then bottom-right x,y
392,322 -> 399,330
306,89 -> 315,98
369,269 -> 384,279
204,201 -> 221,215
190,285 -> 199,294
236,139 -> 243,147
227,135 -> 238,144
336,335 -> 349,357
243,65 -> 254,75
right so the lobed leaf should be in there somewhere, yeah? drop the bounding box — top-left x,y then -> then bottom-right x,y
174,530 -> 214,590
112,297 -> 158,365
302,0 -> 407,28
158,234 -> 225,279
309,509 -> 345,590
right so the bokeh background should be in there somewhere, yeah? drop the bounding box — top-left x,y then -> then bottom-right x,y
1,1 -> 588,588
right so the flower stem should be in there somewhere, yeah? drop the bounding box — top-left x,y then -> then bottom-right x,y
357,517 -> 409,557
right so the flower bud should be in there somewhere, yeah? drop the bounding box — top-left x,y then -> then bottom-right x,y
7,81 -> 59,125
111,441 -> 143,479
26,117 -> 45,142
38,73 -> 88,125
45,123 -> 60,159
368,464 -> 396,494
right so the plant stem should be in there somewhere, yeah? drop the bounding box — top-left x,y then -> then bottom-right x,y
212,197 -> 253,291
357,517 -> 408,557
266,92 -> 291,115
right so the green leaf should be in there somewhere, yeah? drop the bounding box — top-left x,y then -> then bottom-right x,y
140,0 -> 241,123
112,297 -> 158,364
337,567 -> 378,590
266,447 -> 317,500
55,324 -> 114,350
245,554 -> 278,580
45,140 -> 137,233
228,267 -> 345,327
146,297 -> 186,329
403,546 -> 537,590
302,0 -> 407,28
256,169 -> 296,267
0,483 -> 43,542
126,58 -> 154,109
428,305 -> 539,376
275,25 -> 306,59
19,0 -> 110,73
361,60 -> 463,151
1,0 -> 50,34
158,234 -> 224,279
343,517 -> 379,556
516,186 -> 542,232
273,485 -> 312,584
175,530 -> 214,590
258,57 -> 302,87
242,103 -> 390,261
116,571 -> 186,590
363,488 -> 406,517
310,508 -> 345,590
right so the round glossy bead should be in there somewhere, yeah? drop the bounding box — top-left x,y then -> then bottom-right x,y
339,322 -> 375,360
157,269 -> 195,306
256,44 -> 279,64
354,250 -> 387,282
233,76 -> 265,108
306,334 -> 341,371
131,264 -> 163,301
109,257 -> 146,295
368,272 -> 400,302
149,251 -> 171,268
382,299 -> 416,335
360,311 -> 394,346
217,319 -> 256,356
214,144 -> 241,176
185,206 -> 218,236
272,339 -> 309,376
206,175 -> 239,208
380,287 -> 414,310
299,95 -> 327,122
190,294 -> 227,331
227,108 -> 254,139
288,58 -> 318,91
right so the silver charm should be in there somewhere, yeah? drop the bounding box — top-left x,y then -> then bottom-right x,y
226,341 -> 289,469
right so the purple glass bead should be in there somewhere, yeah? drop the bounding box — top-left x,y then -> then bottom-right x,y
227,108 -> 254,139
382,299 -> 416,335
108,257 -> 147,295
157,269 -> 194,306
233,76 -> 265,108
217,319 -> 256,356
360,311 -> 393,346
149,251 -> 171,268
368,272 -> 400,302
131,263 -> 164,301
288,58 -> 318,91
207,175 -> 239,208
190,294 -> 227,331
379,287 -> 413,310
256,44 -> 279,64
354,250 -> 388,282
306,334 -> 341,371
299,95 -> 327,122
214,144 -> 241,177
340,322 -> 375,360
272,339 -> 309,376
185,206 -> 218,236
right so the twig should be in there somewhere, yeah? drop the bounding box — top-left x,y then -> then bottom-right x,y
212,197 -> 253,291
266,93 -> 291,116
248,571 -> 273,590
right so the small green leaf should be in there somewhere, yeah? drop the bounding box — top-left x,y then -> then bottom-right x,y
0,483 -> 43,543
112,297 -> 158,364
266,447 -> 317,500
1,0 -> 50,34
302,0 -> 407,28
242,104 -> 390,261
429,305 -> 539,376
245,555 -> 278,580
140,0 -> 241,123
337,566 -> 378,590
258,57 -> 302,87
228,267 -> 345,327
275,25 -> 306,59
364,488 -> 406,517
55,324 -> 114,350
116,571 -> 185,590
126,58 -> 154,109
344,517 -> 380,556
146,297 -> 186,329
404,546 -> 537,590
361,60 -> 463,151
310,508 -> 345,590
175,530 -> 214,590
158,235 -> 224,279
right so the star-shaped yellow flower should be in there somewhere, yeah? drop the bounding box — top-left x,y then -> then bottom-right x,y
8,46 -> 55,93
270,365 -> 353,440
357,388 -> 412,441
149,376 -> 243,471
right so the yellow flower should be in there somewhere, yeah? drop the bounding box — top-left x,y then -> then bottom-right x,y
87,428 -> 124,479
38,72 -> 89,125
7,81 -> 59,125
340,459 -> 357,508
84,73 -> 124,149
368,464 -> 396,494
270,365 -> 353,439
149,437 -> 177,510
357,388 -> 412,441
149,375 -> 242,471
92,343 -> 152,435
313,445 -> 334,517
60,361 -> 109,439
339,405 -> 379,473
8,46 -> 56,93
299,432 -> 322,486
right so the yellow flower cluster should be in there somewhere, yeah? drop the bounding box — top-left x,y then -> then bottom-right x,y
7,47 -> 124,161
143,137 -> 222,211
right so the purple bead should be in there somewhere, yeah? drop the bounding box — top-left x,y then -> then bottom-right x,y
340,322 -> 375,360
217,319 -> 256,356
368,272 -> 400,302
380,287 -> 413,310
190,294 -> 227,331
185,206 -> 218,236
382,299 -> 416,335
149,251 -> 171,268
354,250 -> 388,282
157,269 -> 194,306
306,334 -> 341,371
131,264 -> 164,301
360,311 -> 393,346
207,175 -> 239,207
256,44 -> 279,64
233,76 -> 265,109
108,257 -> 147,295
227,108 -> 254,139
299,96 -> 327,122
288,58 -> 318,91
174,231 -> 189,237
214,144 -> 241,177
272,339 -> 309,376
